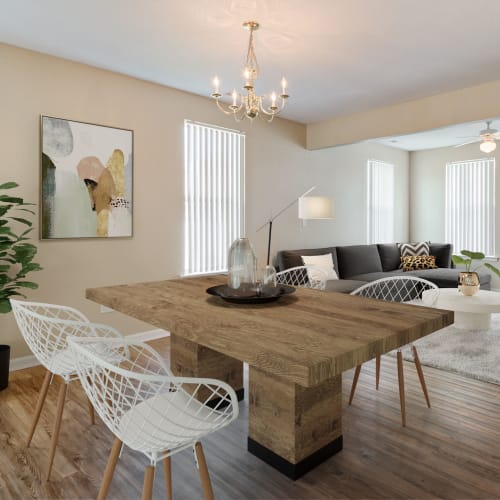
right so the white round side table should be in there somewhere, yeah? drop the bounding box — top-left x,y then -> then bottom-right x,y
422,288 -> 500,329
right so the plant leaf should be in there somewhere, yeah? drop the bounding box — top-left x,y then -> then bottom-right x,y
0,182 -> 19,190
8,217 -> 32,227
452,255 -> 469,265
0,299 -> 12,313
16,281 -> 38,289
461,250 -> 485,260
484,262 -> 500,278
0,195 -> 24,204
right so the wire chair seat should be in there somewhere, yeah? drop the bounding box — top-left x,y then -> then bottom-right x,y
118,389 -> 231,456
11,300 -> 124,381
275,265 -> 328,290
69,336 -> 239,463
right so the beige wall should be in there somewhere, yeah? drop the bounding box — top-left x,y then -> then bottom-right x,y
1,43 -> 409,359
307,80 -> 500,150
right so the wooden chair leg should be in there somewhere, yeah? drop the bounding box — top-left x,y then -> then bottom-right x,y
375,355 -> 381,390
45,380 -> 68,481
348,365 -> 362,405
194,442 -> 214,500
97,437 -> 122,500
397,351 -> 406,427
87,396 -> 95,425
141,465 -> 155,500
412,346 -> 431,408
27,369 -> 51,447
163,453 -> 172,500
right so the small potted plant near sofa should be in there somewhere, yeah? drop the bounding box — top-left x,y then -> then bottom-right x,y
0,182 -> 42,390
452,250 -> 500,296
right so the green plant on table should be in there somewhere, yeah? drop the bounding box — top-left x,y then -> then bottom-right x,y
451,249 -> 500,278
0,182 -> 42,313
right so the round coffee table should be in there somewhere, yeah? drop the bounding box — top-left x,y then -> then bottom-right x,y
422,288 -> 500,329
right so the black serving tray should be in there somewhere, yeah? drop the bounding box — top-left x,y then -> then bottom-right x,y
206,284 -> 295,304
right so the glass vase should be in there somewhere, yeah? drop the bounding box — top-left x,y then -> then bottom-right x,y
227,237 -> 257,292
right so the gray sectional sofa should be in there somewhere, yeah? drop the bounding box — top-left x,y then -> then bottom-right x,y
275,243 -> 491,293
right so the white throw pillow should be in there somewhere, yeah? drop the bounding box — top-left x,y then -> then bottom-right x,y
301,254 -> 339,281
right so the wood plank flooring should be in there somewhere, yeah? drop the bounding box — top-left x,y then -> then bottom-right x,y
1,336 -> 499,499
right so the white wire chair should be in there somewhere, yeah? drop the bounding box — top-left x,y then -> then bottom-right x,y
275,265 -> 328,290
68,336 -> 239,500
10,299 -> 124,480
349,277 -> 439,426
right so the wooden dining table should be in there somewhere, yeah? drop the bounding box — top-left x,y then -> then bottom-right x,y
86,275 -> 454,479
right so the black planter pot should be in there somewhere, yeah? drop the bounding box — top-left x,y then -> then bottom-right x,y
0,344 -> 10,391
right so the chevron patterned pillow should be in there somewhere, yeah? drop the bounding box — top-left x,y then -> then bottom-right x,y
397,242 -> 430,268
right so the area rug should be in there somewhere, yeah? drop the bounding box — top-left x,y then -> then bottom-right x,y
394,314 -> 500,385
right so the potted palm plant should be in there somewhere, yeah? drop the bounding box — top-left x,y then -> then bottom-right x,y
0,181 -> 42,390
452,250 -> 500,296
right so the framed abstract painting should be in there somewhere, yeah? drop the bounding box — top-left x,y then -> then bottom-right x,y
40,116 -> 133,239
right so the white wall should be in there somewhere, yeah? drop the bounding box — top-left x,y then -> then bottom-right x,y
410,144 -> 500,287
1,42 -> 409,358
250,141 -> 410,261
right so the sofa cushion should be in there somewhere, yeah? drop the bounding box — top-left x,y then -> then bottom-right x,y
348,270 -> 405,282
428,243 -> 453,268
377,243 -> 401,271
301,253 -> 338,280
401,255 -> 438,271
336,245 -> 383,279
324,279 -> 367,293
275,247 -> 338,272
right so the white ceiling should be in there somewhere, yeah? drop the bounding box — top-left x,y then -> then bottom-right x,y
2,0 -> 500,125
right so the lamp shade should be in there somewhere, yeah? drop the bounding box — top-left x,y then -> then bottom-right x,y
480,139 -> 497,153
298,196 -> 334,220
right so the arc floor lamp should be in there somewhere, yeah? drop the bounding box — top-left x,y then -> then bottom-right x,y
257,186 -> 334,265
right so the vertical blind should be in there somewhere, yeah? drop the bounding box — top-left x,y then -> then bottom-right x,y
184,120 -> 245,275
367,159 -> 395,244
445,158 -> 495,256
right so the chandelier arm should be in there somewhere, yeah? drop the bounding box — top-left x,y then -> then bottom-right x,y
257,98 -> 283,116
214,98 -> 244,116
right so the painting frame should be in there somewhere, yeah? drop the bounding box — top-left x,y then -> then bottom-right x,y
40,115 -> 134,240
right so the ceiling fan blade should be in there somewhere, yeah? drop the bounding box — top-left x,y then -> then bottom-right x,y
454,139 -> 480,147
456,135 -> 478,139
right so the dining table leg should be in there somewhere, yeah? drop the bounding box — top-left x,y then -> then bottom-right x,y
170,333 -> 244,405
248,366 -> 343,479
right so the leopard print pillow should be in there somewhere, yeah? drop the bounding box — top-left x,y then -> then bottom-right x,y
401,255 -> 437,272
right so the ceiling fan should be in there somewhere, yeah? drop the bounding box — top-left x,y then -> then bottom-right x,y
455,121 -> 500,153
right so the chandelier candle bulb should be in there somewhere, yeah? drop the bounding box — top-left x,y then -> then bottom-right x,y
232,90 -> 238,107
281,77 -> 287,94
213,76 -> 220,94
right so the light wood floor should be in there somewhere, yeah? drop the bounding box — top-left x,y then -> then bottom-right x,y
1,337 -> 499,499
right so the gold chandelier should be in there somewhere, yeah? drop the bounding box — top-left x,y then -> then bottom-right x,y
211,21 -> 289,123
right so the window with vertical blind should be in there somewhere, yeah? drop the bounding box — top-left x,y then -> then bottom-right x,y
367,159 -> 395,244
184,120 -> 245,275
445,158 -> 495,256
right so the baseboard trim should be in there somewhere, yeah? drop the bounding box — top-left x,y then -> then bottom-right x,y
9,328 -> 170,372
10,354 -> 38,372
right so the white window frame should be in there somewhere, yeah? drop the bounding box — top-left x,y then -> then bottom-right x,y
184,120 -> 245,276
445,157 -> 495,257
367,159 -> 395,244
